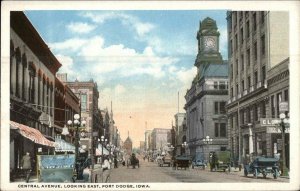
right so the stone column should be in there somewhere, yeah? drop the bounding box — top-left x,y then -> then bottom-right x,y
18,61 -> 23,99
24,64 -> 29,102
11,56 -> 17,96
249,127 -> 254,154
34,72 -> 39,104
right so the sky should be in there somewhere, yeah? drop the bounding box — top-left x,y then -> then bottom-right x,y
25,10 -> 228,147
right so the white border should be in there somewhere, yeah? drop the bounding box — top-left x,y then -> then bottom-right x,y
1,1 -> 300,191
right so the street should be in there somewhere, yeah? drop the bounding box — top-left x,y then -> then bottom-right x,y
110,156 -> 289,183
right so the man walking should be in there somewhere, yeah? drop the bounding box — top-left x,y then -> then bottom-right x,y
20,152 -> 32,183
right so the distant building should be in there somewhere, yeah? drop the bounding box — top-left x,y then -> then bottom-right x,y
174,113 -> 187,155
144,130 -> 152,151
226,11 -> 289,166
140,141 -> 145,151
124,132 -> 133,156
151,128 -> 171,152
63,78 -> 101,156
185,17 -> 229,160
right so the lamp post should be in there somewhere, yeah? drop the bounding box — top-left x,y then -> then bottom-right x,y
100,136 -> 105,165
64,114 -> 86,181
181,142 -> 188,156
202,136 -> 213,162
279,113 -> 289,177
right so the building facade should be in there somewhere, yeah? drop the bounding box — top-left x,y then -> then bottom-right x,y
151,128 -> 171,152
10,11 -> 61,172
63,79 -> 101,157
174,113 -> 187,155
185,17 -> 229,160
123,134 -> 133,156
226,11 -> 289,166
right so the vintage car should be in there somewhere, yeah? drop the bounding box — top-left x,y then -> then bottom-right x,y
158,153 -> 172,167
209,151 -> 232,172
172,155 -> 191,170
191,153 -> 206,169
127,153 -> 139,169
244,156 -> 279,179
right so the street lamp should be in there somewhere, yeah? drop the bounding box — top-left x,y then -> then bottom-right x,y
181,142 -> 188,156
279,113 -> 289,177
63,114 -> 86,181
202,136 -> 213,162
99,136 -> 107,165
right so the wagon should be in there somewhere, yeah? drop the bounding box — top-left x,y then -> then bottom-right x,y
172,156 -> 190,170
244,156 -> 279,179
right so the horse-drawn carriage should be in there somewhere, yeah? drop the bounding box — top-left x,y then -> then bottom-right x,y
127,153 -> 139,169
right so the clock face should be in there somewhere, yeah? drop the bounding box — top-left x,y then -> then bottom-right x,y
204,37 -> 216,49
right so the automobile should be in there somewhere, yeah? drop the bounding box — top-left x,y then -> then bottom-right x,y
209,151 -> 232,172
191,159 -> 206,169
127,153 -> 139,169
172,155 -> 191,170
158,153 -> 172,167
244,156 -> 279,179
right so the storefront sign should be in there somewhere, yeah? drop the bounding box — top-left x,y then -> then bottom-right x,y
260,118 -> 281,126
266,126 -> 290,133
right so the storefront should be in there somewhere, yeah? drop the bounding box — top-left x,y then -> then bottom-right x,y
10,121 -> 55,179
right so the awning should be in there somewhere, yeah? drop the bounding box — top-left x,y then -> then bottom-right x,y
55,138 -> 75,152
10,121 -> 55,147
95,143 -> 109,156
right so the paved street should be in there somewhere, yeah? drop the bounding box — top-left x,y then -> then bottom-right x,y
110,156 -> 289,183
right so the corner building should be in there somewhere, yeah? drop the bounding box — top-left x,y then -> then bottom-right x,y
226,11 -> 289,166
185,17 -> 229,161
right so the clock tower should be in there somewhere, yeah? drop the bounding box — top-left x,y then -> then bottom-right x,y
195,17 -> 223,69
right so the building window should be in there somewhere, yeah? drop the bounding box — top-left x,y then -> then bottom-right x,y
262,66 -> 266,82
81,94 -> 87,112
247,76 -> 251,90
253,12 -> 257,32
247,49 -> 250,66
241,54 -> 244,71
236,84 -> 239,96
240,27 -> 244,44
229,39 -> 233,57
261,101 -> 266,118
214,81 -> 218,89
235,34 -> 238,50
254,105 -> 258,121
231,87 -> 233,97
254,71 -> 258,86
231,64 -> 233,79
254,42 -> 257,61
271,95 -> 275,117
219,81 -> 226,90
276,92 -> 282,116
247,108 -> 251,123
284,89 -> 289,102
246,21 -> 250,38
214,102 -> 219,114
242,80 -> 245,91
215,123 -> 219,137
261,35 -> 265,55
240,110 -> 244,125
28,67 -> 35,104
220,123 -> 226,137
220,102 -> 226,114
236,59 -> 239,74
230,116 -> 233,129
260,11 -> 265,24
215,123 -> 227,138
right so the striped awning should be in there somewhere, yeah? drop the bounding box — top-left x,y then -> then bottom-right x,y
10,121 -> 55,147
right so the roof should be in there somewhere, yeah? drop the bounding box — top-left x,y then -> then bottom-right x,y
201,63 -> 228,78
124,136 -> 132,143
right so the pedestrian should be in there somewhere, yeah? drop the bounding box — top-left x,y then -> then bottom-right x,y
102,155 -> 111,183
114,155 -> 118,168
20,152 -> 32,183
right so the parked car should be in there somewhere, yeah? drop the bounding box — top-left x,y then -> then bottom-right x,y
158,153 -> 172,167
191,153 -> 206,169
244,156 -> 279,179
209,151 -> 232,172
172,155 -> 191,170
